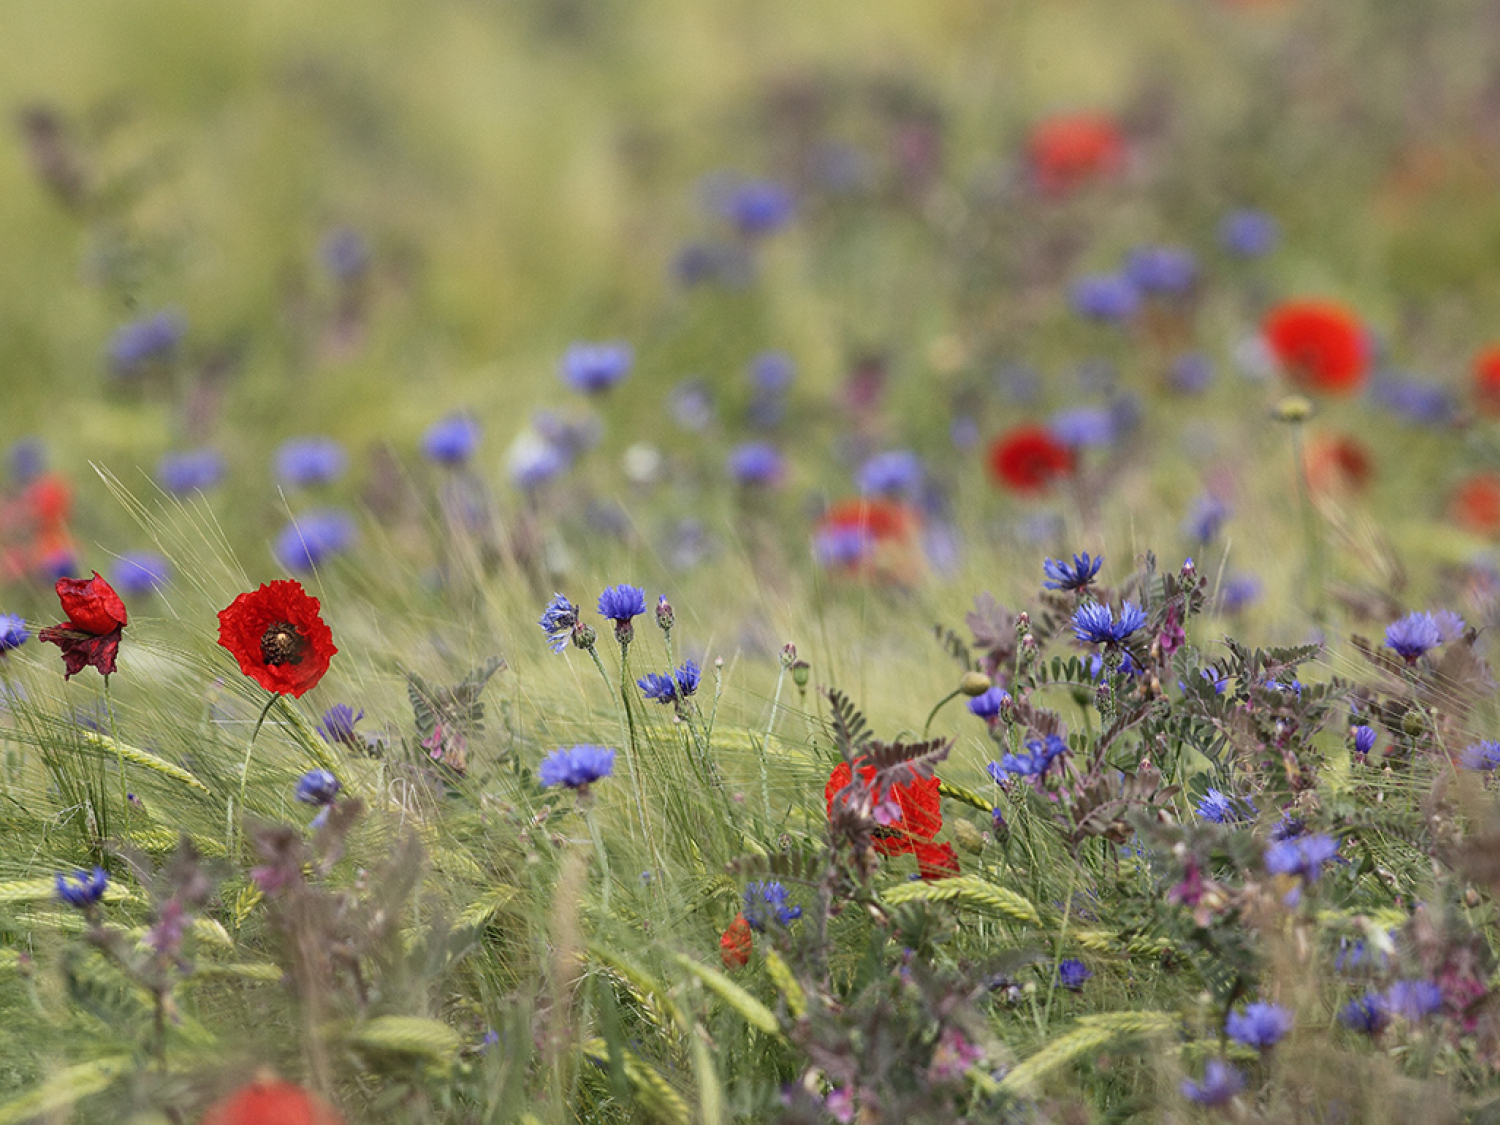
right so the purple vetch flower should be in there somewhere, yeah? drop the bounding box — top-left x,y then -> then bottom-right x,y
1057,958 -> 1092,991
1384,612 -> 1443,662
1072,601 -> 1146,647
538,745 -> 616,790
1181,1058 -> 1244,1106
422,415 -> 480,465
157,448 -> 225,494
56,867 -> 109,908
1225,1002 -> 1292,1050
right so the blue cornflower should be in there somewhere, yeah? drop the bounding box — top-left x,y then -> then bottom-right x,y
7,438 -> 44,485
1218,574 -> 1262,613
989,735 -> 1069,780
674,661 -> 701,697
1384,611 -> 1443,662
56,867 -> 109,908
1265,834 -> 1340,883
1335,938 -> 1391,975
1057,958 -> 1091,991
1384,979 -> 1443,1022
743,880 -> 802,932
422,415 -> 480,465
1181,1059 -> 1244,1106
749,352 -> 795,394
1432,608 -> 1467,642
814,526 -> 870,568
317,704 -> 365,747
1043,552 -> 1103,592
670,380 -> 714,431
1219,208 -> 1278,257
967,686 -> 1010,721
1269,815 -> 1305,842
157,448 -> 225,494
727,442 -> 784,487
108,310 -> 184,376
275,437 -> 347,488
1198,668 -> 1229,695
1340,994 -> 1390,1035
1351,725 -> 1377,759
295,768 -> 341,807
1225,1002 -> 1292,1050
274,509 -> 356,572
1196,788 -> 1254,824
711,177 -> 796,237
638,672 -> 679,704
857,450 -> 923,496
1371,375 -> 1457,427
538,745 -> 616,790
1047,406 -> 1115,448
111,553 -> 170,598
1125,245 -> 1198,296
1184,494 -> 1229,544
598,585 -> 647,624
1169,352 -> 1213,394
1071,601 -> 1146,647
1069,274 -> 1141,322
539,594 -> 579,653
1461,741 -> 1500,770
508,434 -> 569,490
560,342 -> 632,394
0,614 -> 30,653
320,227 -> 369,281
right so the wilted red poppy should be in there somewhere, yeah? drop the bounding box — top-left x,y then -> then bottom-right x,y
1263,300 -> 1369,394
826,759 -> 944,858
200,1077 -> 344,1125
1303,432 -> 1374,495
38,572 -> 127,680
1472,347 -> 1500,416
1027,113 -> 1124,196
986,425 -> 1075,494
914,841 -> 960,881
1450,473 -> 1500,537
720,914 -> 752,969
217,580 -> 337,698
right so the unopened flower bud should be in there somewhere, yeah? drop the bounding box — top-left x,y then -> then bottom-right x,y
571,621 -> 597,650
953,818 -> 985,854
960,671 -> 992,697
1180,557 -> 1196,580
780,643 -> 797,668
1272,394 -> 1315,423
790,660 -> 810,689
1402,709 -> 1425,737
615,618 -> 635,645
656,595 -> 674,631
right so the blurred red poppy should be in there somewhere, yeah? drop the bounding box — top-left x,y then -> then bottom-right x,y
826,759 -> 950,867
1303,432 -> 1374,494
38,572 -> 127,680
217,580 -> 337,698
1472,347 -> 1500,416
1263,300 -> 1368,394
914,841 -> 961,881
1450,473 -> 1500,537
987,425 -> 1075,494
813,498 -> 923,581
1028,113 -> 1124,196
720,914 -> 752,969
200,1078 -> 344,1125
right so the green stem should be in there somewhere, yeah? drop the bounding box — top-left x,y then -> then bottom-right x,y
237,693 -> 280,845
922,687 -> 963,737
756,667 -> 787,823
102,678 -> 127,820
1289,421 -> 1325,623
588,645 -> 652,851
585,800 -> 612,915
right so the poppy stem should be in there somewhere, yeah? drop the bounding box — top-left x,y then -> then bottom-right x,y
238,692 -> 280,825
921,687 -> 963,737
102,678 -> 127,820
1288,419 -> 1325,623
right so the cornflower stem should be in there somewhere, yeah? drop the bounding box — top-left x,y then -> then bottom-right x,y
756,666 -> 786,823
1288,420 -> 1326,623
588,643 -> 653,857
1039,869 -> 1077,1033
102,678 -> 128,820
584,798 -> 612,915
922,688 -> 963,737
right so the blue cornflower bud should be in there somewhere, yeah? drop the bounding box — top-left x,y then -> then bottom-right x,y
56,867 -> 109,909
1351,725 -> 1377,760
1043,552 -> 1103,592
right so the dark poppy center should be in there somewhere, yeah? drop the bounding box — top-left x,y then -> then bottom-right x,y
260,621 -> 306,666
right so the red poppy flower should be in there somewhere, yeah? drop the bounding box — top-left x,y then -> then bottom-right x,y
914,841 -> 960,881
1450,473 -> 1500,537
1263,300 -> 1369,395
1472,347 -> 1500,416
720,914 -> 752,969
826,759 -> 944,857
1027,113 -> 1124,196
38,572 -> 127,680
217,580 -> 337,698
814,498 -> 923,581
1303,433 -> 1374,495
200,1078 -> 344,1125
986,425 -> 1075,494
